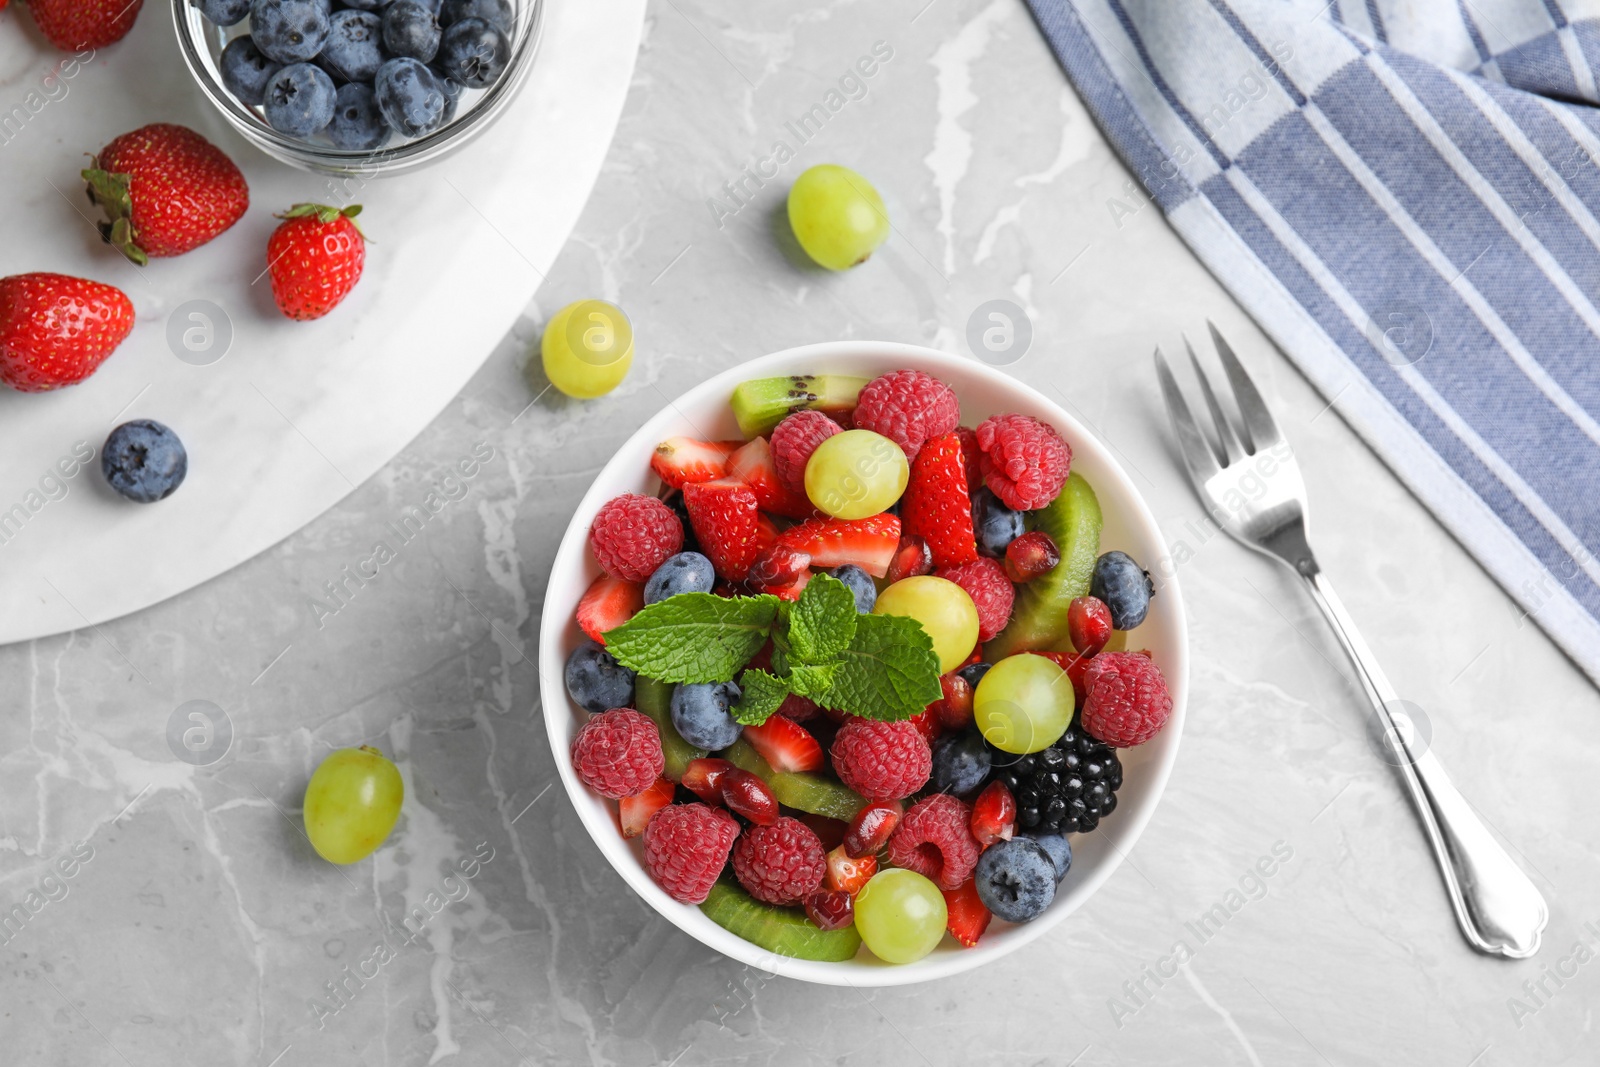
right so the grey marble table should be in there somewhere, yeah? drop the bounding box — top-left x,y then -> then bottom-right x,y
6,1 -> 1598,1064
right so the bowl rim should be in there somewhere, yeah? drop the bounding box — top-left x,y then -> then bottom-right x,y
171,0 -> 545,175
537,340 -> 1189,986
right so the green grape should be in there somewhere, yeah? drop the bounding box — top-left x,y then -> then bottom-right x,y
786,164 -> 891,270
804,429 -> 908,519
303,746 -> 404,865
854,868 -> 947,964
974,654 -> 1075,755
540,298 -> 634,399
874,576 -> 979,675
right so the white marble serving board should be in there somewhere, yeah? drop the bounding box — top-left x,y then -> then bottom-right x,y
0,0 -> 644,644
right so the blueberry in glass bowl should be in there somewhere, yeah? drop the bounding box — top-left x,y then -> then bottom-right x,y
172,0 -> 544,175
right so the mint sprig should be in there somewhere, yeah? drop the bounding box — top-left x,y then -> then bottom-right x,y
604,573 -> 942,726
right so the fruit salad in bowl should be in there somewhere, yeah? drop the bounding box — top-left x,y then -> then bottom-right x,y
539,342 -> 1187,985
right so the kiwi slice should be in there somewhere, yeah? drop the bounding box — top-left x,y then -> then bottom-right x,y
701,880 -> 862,962
635,675 -> 705,781
725,739 -> 866,822
730,375 -> 871,438
985,473 -> 1103,660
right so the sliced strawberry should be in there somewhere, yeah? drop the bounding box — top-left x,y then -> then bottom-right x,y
683,478 -> 763,580
776,514 -> 902,578
725,437 -> 816,518
768,570 -> 812,601
969,781 -> 1016,847
902,432 -> 978,568
943,878 -> 992,947
746,543 -> 811,593
954,427 -> 982,491
742,715 -> 823,772
681,757 -> 736,804
826,844 -> 877,896
575,574 -> 644,645
619,777 -> 674,838
651,437 -> 741,490
886,534 -> 934,583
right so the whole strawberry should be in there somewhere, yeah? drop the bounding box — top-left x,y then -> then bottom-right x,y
267,204 -> 367,320
0,273 -> 135,392
83,124 -> 249,265
27,0 -> 142,49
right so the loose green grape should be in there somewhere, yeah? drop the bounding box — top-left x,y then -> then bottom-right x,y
854,868 -> 947,964
974,654 -> 1075,755
303,746 -> 404,865
540,298 -> 634,399
874,576 -> 979,674
805,429 -> 908,519
786,164 -> 890,271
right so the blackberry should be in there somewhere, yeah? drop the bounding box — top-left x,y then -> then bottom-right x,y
991,727 -> 1122,834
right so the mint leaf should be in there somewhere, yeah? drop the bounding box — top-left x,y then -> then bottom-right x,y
603,592 -> 779,683
786,573 -> 857,664
815,613 -> 942,721
787,662 -> 837,700
732,668 -> 790,725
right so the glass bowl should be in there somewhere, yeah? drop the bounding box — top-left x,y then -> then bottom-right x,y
171,0 -> 544,176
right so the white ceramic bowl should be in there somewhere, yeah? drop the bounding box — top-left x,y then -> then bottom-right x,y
538,341 -> 1188,986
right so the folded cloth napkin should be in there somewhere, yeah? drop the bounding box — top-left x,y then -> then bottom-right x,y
1027,0 -> 1600,686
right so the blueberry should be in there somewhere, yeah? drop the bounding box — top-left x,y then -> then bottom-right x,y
328,83 -> 391,149
219,36 -> 282,106
974,837 -> 1057,922
319,9 -> 384,83
957,661 -> 991,689
337,0 -> 388,7
438,75 -> 463,122
930,731 -> 991,795
564,640 -> 635,714
670,682 -> 742,751
828,565 -> 877,613
373,57 -> 449,136
1090,550 -> 1154,630
435,16 -> 509,87
382,0 -> 441,61
1024,831 -> 1072,883
102,420 -> 187,503
196,0 -> 253,26
250,0 -> 331,63
972,487 -> 1024,558
264,63 -> 337,136
643,552 -> 715,604
438,0 -> 511,31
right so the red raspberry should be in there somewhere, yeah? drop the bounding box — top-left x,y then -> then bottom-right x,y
642,803 -> 740,904
829,719 -> 931,801
589,494 -> 683,582
974,414 -> 1071,511
770,410 -> 841,494
887,794 -> 982,891
853,370 -> 960,459
777,693 -> 819,722
570,708 -> 665,799
936,557 -> 1014,642
1081,652 -> 1173,747
732,816 -> 827,905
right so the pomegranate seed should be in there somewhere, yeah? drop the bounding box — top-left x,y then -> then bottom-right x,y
746,545 -> 812,592
1068,595 -> 1113,657
720,768 -> 778,826
1005,530 -> 1060,582
680,757 -> 735,804
908,707 -> 940,743
825,844 -> 878,895
969,781 -> 1016,846
843,799 -> 903,858
804,888 -> 855,931
933,672 -> 974,731
886,534 -> 933,583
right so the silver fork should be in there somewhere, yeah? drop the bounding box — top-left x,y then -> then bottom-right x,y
1155,322 -> 1547,959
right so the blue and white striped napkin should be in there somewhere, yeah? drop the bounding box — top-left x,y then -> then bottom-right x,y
1027,0 -> 1600,686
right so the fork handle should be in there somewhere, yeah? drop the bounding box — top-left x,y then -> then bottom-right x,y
1301,569 -> 1548,958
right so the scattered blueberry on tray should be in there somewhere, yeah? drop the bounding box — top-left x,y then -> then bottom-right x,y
196,0 -> 516,147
